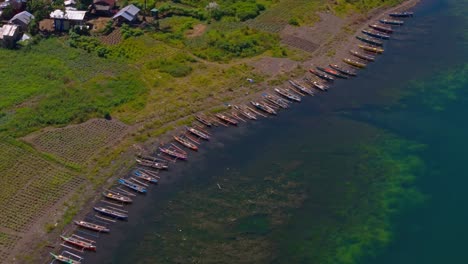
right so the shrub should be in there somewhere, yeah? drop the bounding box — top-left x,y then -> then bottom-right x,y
288,17 -> 300,26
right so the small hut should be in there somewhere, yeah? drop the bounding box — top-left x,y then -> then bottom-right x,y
0,24 -> 21,48
112,4 -> 140,23
9,11 -> 34,31
91,0 -> 116,15
50,9 -> 87,31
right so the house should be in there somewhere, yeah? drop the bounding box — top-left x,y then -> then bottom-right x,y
0,24 -> 21,48
112,4 -> 140,23
91,0 -> 115,15
64,0 -> 77,11
50,9 -> 87,31
9,10 -> 34,31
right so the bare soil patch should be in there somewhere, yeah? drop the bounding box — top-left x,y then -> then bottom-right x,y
186,24 -> 207,38
250,57 -> 299,77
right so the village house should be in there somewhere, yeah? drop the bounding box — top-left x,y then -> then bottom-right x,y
64,0 -> 77,10
0,24 -> 21,48
90,0 -> 116,16
112,4 -> 140,23
9,10 -> 34,31
50,9 -> 87,31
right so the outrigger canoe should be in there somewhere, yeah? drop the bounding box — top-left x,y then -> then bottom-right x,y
74,220 -> 110,233
174,135 -> 198,151
50,253 -> 81,264
60,235 -> 96,251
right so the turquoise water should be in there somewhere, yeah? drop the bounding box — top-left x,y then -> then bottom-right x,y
84,0 -> 468,263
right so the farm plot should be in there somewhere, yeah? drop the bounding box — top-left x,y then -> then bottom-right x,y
25,119 -> 130,166
281,34 -> 320,53
0,232 -> 20,260
0,141 -> 83,232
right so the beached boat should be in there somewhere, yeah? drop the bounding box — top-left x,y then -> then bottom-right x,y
133,170 -> 158,183
60,235 -> 96,251
309,69 -> 334,81
288,80 -> 314,95
195,114 -> 212,127
186,127 -> 210,140
263,94 -> 289,109
215,113 -> 238,126
379,18 -> 404,25
350,50 -> 375,62
274,88 -> 301,102
118,178 -> 147,193
251,101 -> 277,115
50,253 -> 81,264
234,106 -> 257,120
135,158 -> 169,170
369,23 -> 393,33
102,191 -> 133,203
316,66 -> 348,79
159,146 -> 188,159
362,29 -> 390,40
74,220 -> 110,233
329,64 -> 357,76
356,35 -> 383,46
358,44 -> 384,54
389,11 -> 413,17
93,206 -> 128,219
343,58 -> 367,68
174,135 -> 198,151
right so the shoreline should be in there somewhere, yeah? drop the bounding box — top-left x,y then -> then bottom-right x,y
9,0 -> 421,262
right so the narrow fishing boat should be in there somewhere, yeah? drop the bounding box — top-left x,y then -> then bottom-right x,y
309,69 -> 334,81
50,253 -> 81,264
350,50 -> 375,62
186,126 -> 210,140
288,80 -> 314,95
251,101 -> 277,115
368,23 -> 393,33
263,94 -> 289,109
102,191 -> 133,203
358,44 -> 384,54
135,158 -> 169,170
74,220 -> 110,233
215,113 -> 238,126
159,146 -> 188,159
356,35 -> 383,46
316,66 -> 348,79
234,106 -> 257,120
343,58 -> 367,68
389,11 -> 413,17
194,114 -> 212,127
93,206 -> 128,219
362,29 -> 390,40
133,170 -> 158,183
118,178 -> 147,193
274,88 -> 301,102
329,64 -> 357,76
60,235 -> 96,251
174,135 -> 198,151
379,18 -> 404,25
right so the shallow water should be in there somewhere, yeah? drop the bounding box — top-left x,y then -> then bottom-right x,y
83,0 -> 468,263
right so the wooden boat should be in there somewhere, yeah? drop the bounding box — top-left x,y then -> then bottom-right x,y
194,114 -> 212,127
274,88 -> 301,102
350,50 -> 375,62
135,158 -> 169,170
133,170 -> 158,183
316,66 -> 348,79
93,206 -> 128,219
74,220 -> 110,233
50,253 -> 81,264
379,18 -> 404,25
329,64 -> 357,76
303,78 -> 329,91
389,11 -> 413,17
234,106 -> 257,120
187,126 -> 210,140
343,58 -> 367,68
102,191 -> 133,203
60,235 -> 96,251
174,135 -> 198,151
118,178 -> 147,193
368,23 -> 393,33
356,35 -> 383,46
215,113 -> 238,126
288,80 -> 314,95
358,44 -> 384,54
251,101 -> 277,115
159,146 -> 188,159
263,94 -> 289,109
309,69 -> 334,81
362,29 -> 390,40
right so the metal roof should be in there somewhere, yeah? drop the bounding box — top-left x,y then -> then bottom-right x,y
9,11 -> 34,25
50,9 -> 86,21
113,4 -> 140,21
0,24 -> 19,39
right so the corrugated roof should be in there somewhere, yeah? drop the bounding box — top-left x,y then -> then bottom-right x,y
0,24 -> 19,39
50,9 -> 86,21
112,4 -> 140,21
9,11 -> 34,25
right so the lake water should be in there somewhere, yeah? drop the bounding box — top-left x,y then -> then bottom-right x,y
83,0 -> 468,263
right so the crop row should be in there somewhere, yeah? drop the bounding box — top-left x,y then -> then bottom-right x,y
0,232 -> 20,261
